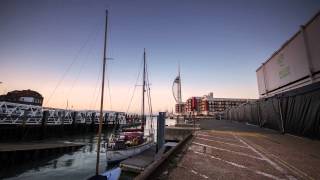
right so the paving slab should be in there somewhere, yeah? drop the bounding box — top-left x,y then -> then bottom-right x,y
167,120 -> 320,180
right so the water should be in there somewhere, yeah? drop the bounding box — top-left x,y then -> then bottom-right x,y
3,118 -> 176,180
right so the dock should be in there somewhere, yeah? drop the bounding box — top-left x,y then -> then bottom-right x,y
0,141 -> 85,169
120,146 -> 156,173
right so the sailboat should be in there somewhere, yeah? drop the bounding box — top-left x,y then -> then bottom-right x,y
89,9 -> 121,180
106,49 -> 155,163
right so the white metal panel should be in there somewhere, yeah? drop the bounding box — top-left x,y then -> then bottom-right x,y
257,33 -> 313,96
256,69 -> 266,95
256,12 -> 320,97
305,14 -> 320,72
264,33 -> 310,92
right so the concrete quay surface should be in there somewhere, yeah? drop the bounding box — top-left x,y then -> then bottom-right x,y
168,120 -> 320,180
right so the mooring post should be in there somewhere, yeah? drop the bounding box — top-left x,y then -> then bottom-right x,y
91,112 -> 95,132
40,110 -> 49,140
72,111 -> 77,125
72,111 -> 77,135
60,111 -> 65,136
21,110 -> 28,140
156,112 -> 166,153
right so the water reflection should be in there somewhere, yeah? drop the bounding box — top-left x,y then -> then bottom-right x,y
3,133 -> 109,180
3,118 -> 175,180
53,160 -> 58,169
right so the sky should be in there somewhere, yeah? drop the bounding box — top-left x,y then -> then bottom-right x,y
0,0 -> 319,113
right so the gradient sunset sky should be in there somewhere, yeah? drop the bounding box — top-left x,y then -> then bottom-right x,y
0,0 -> 319,113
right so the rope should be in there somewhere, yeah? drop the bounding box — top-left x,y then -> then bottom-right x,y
125,58 -> 144,113
45,22 -> 103,107
106,65 -> 112,110
66,25 -> 102,105
89,66 -> 102,110
145,58 -> 153,132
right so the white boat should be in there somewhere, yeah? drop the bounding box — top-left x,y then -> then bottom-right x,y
89,167 -> 121,180
106,49 -> 154,163
106,138 -> 154,162
101,167 -> 121,180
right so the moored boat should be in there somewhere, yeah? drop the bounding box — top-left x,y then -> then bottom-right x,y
106,49 -> 154,163
106,133 -> 154,162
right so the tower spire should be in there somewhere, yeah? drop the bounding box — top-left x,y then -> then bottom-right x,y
178,62 -> 182,104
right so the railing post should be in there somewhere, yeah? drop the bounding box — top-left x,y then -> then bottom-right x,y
22,108 -> 28,127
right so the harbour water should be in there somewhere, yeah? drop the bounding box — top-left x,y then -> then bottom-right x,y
3,118 -> 176,180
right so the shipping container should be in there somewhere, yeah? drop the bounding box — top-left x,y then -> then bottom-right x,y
256,11 -> 320,98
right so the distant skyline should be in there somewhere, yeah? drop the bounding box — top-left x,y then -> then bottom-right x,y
0,0 -> 319,113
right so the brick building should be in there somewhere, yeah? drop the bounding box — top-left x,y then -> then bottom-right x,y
184,92 -> 256,117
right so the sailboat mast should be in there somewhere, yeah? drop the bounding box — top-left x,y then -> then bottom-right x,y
95,9 -> 108,176
178,63 -> 182,112
142,48 -> 146,130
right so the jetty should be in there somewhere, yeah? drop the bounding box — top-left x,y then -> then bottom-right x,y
0,141 -> 84,169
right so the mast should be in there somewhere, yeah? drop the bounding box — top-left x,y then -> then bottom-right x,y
142,48 -> 146,131
95,9 -> 108,176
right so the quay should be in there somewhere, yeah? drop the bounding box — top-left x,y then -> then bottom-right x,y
155,120 -> 320,180
120,124 -> 196,175
0,141 -> 84,173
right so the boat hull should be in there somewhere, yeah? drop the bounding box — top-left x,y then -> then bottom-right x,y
106,141 -> 154,162
101,167 -> 121,180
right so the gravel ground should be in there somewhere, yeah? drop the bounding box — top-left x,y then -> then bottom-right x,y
167,119 -> 320,180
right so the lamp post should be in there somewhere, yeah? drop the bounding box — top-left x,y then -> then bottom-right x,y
0,82 -> 4,94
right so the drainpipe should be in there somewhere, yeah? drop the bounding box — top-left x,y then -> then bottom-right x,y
300,25 -> 314,82
278,98 -> 285,134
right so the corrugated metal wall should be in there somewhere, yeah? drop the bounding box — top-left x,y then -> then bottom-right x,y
225,82 -> 320,139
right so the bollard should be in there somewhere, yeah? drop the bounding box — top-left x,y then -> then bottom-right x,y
156,112 -> 166,153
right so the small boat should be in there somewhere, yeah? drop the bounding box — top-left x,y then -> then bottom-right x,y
101,167 -> 121,180
106,49 -> 154,162
107,132 -> 154,162
88,167 -> 121,180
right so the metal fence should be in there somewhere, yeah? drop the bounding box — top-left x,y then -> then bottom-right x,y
0,101 -> 129,126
